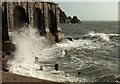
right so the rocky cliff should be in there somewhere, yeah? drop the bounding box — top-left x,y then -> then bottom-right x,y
59,8 -> 67,23
59,8 -> 81,23
71,16 -> 81,23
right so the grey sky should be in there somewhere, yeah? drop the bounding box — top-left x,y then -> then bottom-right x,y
57,2 -> 118,21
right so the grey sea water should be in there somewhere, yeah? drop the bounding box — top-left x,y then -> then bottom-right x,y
36,21 -> 120,83
61,21 -> 118,38
9,21 -> 120,83
58,21 -> 120,83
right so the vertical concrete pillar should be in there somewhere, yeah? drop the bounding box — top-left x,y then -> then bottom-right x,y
39,3 -> 46,35
11,2 -> 28,29
56,5 -> 61,32
28,2 -> 33,27
52,5 -> 56,15
43,2 -> 50,34
7,2 -> 14,31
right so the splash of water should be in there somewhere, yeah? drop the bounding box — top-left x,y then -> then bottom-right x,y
8,26 -> 118,82
86,32 -> 110,42
8,27 -> 86,82
9,27 -> 49,64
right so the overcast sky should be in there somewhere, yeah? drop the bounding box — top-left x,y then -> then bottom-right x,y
53,0 -> 119,21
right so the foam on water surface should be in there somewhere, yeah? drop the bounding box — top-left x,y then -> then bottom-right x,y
8,26 -> 119,82
8,27 -> 88,82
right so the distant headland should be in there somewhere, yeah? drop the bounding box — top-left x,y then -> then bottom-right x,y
59,8 -> 81,23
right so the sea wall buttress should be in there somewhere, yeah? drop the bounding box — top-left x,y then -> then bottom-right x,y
2,2 -> 62,41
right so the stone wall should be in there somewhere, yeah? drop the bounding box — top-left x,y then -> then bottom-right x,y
2,2 -> 60,39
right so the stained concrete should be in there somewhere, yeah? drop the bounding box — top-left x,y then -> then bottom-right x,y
2,2 -> 61,41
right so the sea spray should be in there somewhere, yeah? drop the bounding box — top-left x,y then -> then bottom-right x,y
8,27 -> 71,82
7,26 -> 90,82
9,27 -> 48,64
8,26 -> 57,77
84,32 -> 110,42
7,26 -> 119,82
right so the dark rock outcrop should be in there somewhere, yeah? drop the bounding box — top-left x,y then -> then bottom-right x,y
71,16 -> 81,23
67,16 -> 72,23
2,41 -> 15,72
2,52 -> 9,72
65,36 -> 73,41
2,41 -> 16,55
59,8 -> 81,23
59,8 -> 67,23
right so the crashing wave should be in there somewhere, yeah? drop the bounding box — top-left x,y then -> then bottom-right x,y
7,26 -> 118,82
8,26 -> 88,82
82,32 -> 119,42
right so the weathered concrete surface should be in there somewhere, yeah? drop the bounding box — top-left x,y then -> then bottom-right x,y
45,32 -> 64,43
2,72 -> 65,84
2,2 -> 61,41
54,32 -> 64,42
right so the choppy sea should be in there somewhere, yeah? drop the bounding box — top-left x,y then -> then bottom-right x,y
8,21 -> 120,83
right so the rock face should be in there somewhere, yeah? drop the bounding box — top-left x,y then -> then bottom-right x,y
59,8 -> 67,23
67,16 -> 72,23
71,16 -> 81,23
59,8 -> 81,23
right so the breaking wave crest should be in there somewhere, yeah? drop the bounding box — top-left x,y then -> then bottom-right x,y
8,27 -> 119,82
9,27 -> 49,64
8,27 -> 87,82
82,32 -> 119,42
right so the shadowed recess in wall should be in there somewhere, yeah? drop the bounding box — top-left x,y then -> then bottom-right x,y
2,2 -> 60,38
48,10 -> 58,34
2,3 -> 9,41
33,8 -> 45,35
13,6 -> 29,29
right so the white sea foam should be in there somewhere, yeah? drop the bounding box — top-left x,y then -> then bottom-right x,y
84,32 -> 119,42
8,26 -> 118,82
84,32 -> 110,42
8,27 -> 88,82
10,27 -> 48,64
55,39 -> 100,50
